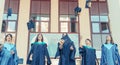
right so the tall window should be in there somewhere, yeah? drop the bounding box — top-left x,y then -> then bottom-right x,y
59,0 -> 79,33
28,0 -> 51,53
30,0 -> 50,33
90,0 -> 110,50
1,0 -> 19,43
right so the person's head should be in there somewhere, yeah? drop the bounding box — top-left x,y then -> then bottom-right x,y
62,33 -> 67,37
85,39 -> 92,46
5,34 -> 13,42
105,35 -> 114,44
35,33 -> 44,42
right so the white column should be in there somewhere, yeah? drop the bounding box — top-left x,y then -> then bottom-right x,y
51,0 -> 59,32
78,0 -> 91,45
16,0 -> 30,65
0,0 -> 5,34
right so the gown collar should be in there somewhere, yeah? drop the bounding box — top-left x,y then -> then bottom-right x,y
34,42 -> 46,45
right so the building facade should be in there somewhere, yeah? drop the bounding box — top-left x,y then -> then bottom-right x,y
0,0 -> 120,65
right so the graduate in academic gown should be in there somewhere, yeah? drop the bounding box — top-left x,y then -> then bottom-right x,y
27,33 -> 51,65
0,34 -> 18,65
55,33 -> 76,65
100,35 -> 120,65
79,38 -> 98,65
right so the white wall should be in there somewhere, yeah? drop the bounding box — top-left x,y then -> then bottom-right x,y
107,0 -> 120,52
0,0 -> 5,34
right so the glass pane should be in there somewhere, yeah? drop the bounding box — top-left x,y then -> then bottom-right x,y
40,15 -> 49,21
34,22 -> 39,32
60,15 -> 69,21
31,1 -> 40,14
8,14 -> 18,20
7,22 -> 16,32
41,1 -> 50,14
1,20 -> 6,32
92,23 -> 100,33
69,2 -> 77,14
69,15 -> 78,21
92,34 -> 102,50
31,14 -> 40,21
3,14 -> 18,20
61,22 -> 68,32
91,16 -> 99,22
4,0 -> 9,13
101,23 -> 109,33
99,3 -> 108,15
41,22 -> 48,32
90,3 -> 99,15
3,14 -> 7,20
10,0 -> 19,13
100,16 -> 108,22
70,23 -> 78,33
60,2 -> 69,14
101,34 -> 109,44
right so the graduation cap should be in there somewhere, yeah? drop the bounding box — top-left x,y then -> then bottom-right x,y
74,6 -> 82,16
85,0 -> 92,8
7,8 -> 12,17
27,19 -> 35,30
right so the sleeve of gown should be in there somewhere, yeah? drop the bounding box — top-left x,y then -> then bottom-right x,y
26,44 -> 34,64
100,45 -> 107,65
12,45 -> 18,65
115,44 -> 120,65
79,46 -> 85,57
45,44 -> 51,65
55,43 -> 61,59
70,42 -> 76,60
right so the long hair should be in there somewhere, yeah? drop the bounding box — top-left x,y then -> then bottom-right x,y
105,35 -> 114,44
35,33 -> 44,42
5,34 -> 13,42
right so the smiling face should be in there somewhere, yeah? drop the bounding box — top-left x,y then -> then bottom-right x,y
38,34 -> 43,41
5,34 -> 12,42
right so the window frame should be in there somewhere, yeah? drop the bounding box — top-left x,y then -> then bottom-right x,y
1,0 -> 20,44
89,0 -> 111,51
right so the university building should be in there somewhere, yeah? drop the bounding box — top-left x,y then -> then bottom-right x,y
0,0 -> 120,65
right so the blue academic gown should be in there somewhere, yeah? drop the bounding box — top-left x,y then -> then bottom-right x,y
27,42 -> 51,65
0,50 -> 4,64
100,44 -> 120,65
0,42 -> 18,65
55,35 -> 76,65
79,46 -> 97,65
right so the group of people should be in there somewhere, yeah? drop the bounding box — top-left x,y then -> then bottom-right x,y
0,33 -> 120,65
